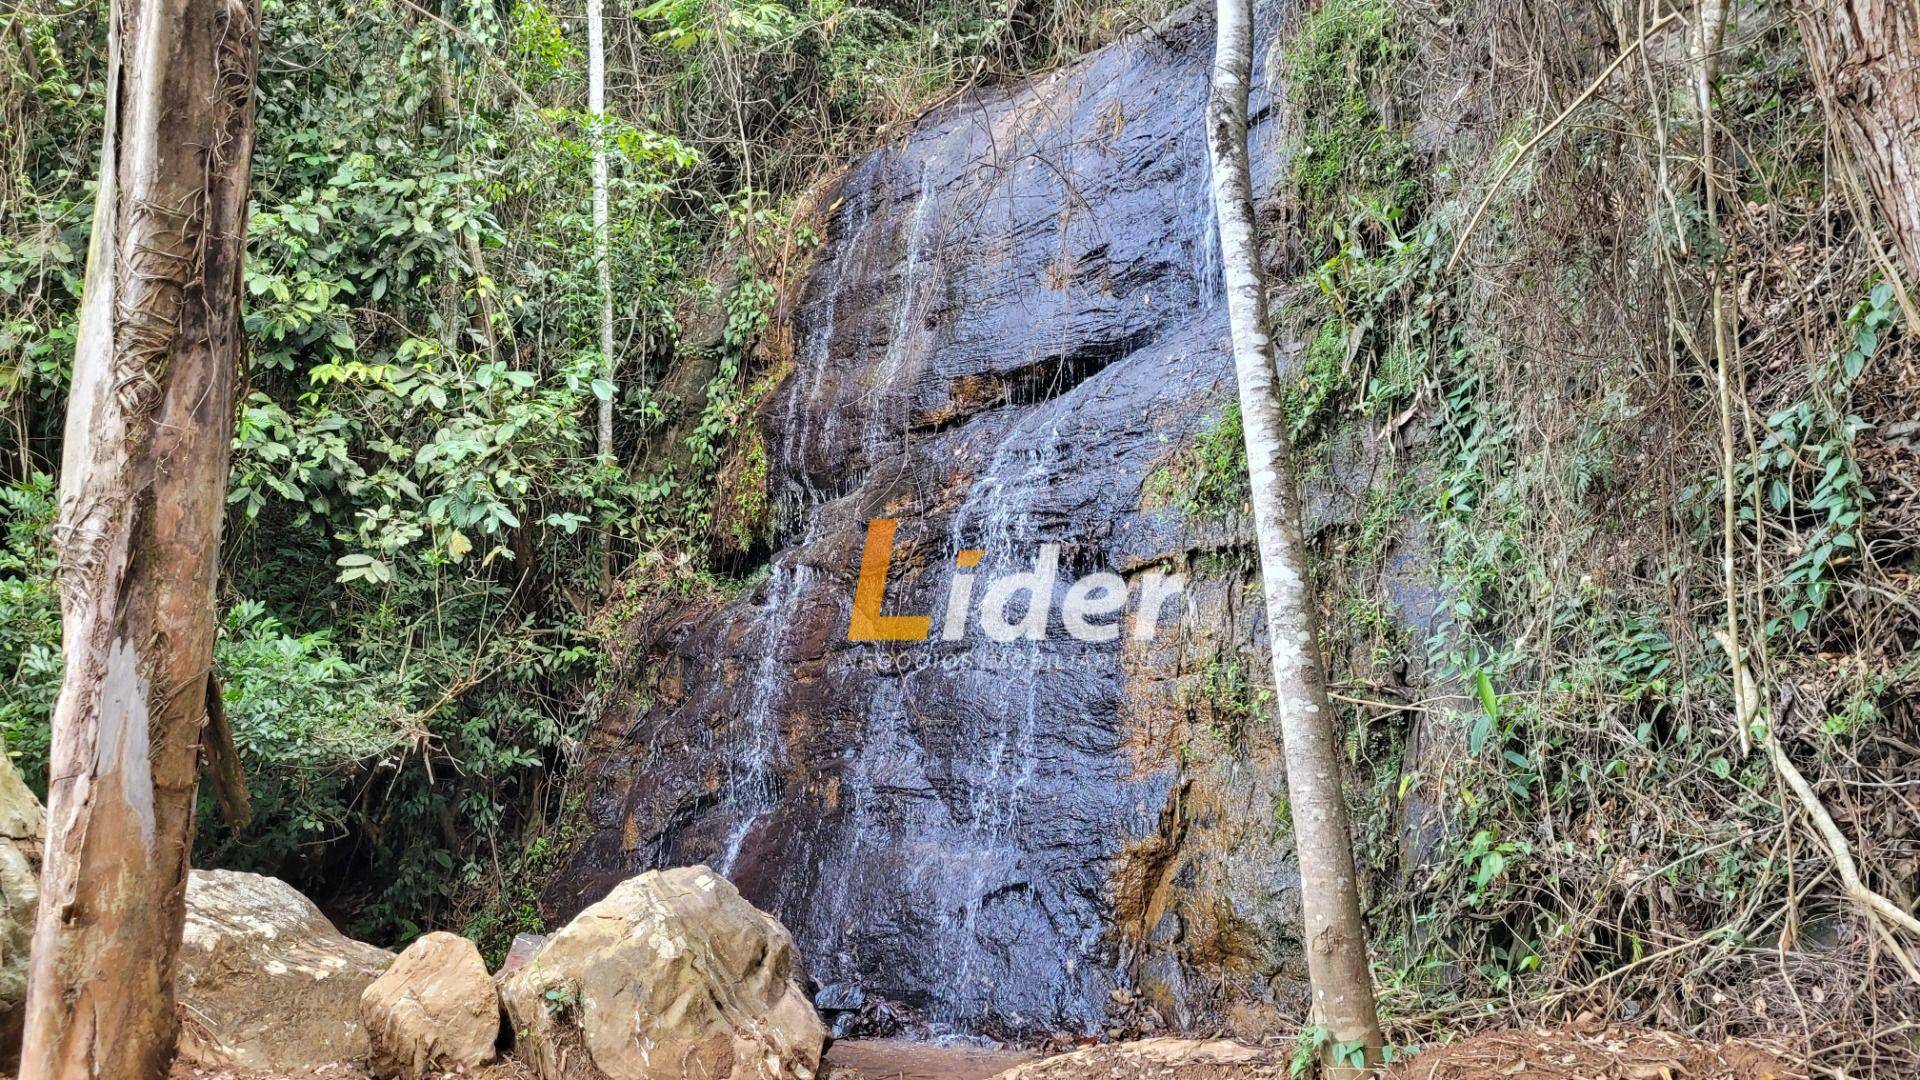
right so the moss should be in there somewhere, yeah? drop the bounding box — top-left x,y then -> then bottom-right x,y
1192,657 -> 1268,757
1285,0 -> 1418,238
1144,402 -> 1250,522
1282,319 -> 1348,438
1354,462 -> 1412,562
1189,403 -> 1249,515
1191,549 -> 1253,579
710,422 -> 772,555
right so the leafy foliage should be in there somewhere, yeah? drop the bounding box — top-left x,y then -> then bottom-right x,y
0,0 -> 1177,941
0,476 -> 61,780
1146,400 -> 1250,521
1281,0 -> 1920,1066
1285,0 -> 1417,251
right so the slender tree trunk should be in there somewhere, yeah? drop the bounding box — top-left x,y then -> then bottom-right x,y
588,0 -> 615,590
1796,0 -> 1920,285
19,0 -> 260,1075
1205,0 -> 1383,1071
589,0 -> 614,466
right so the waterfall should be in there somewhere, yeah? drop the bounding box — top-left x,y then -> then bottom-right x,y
952,423 -> 1063,837
1193,135 -> 1223,308
776,196 -> 876,540
715,561 -> 813,878
864,161 -> 940,459
745,163 -> 942,882
560,8 -> 1286,1039
933,417 -> 1065,1025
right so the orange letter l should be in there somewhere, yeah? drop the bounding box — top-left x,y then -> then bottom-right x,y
849,519 -> 932,642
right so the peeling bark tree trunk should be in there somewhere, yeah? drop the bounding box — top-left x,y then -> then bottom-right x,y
19,0 -> 260,1075
1206,0 -> 1383,1071
1796,1 -> 1920,284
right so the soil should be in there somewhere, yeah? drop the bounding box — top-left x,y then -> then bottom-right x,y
978,1037 -> 1295,1078
825,1037 -> 1037,1080
161,1027 -> 1798,1080
1384,1027 -> 1800,1080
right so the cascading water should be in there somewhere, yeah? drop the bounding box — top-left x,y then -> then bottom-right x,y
936,418 -> 1065,1024
715,561 -> 813,878
776,194 -> 877,540
864,161 -> 940,462
712,158 -> 952,936
1192,137 -> 1224,308
558,4 -> 1301,1040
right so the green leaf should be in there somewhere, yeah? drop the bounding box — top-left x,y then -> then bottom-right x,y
1476,850 -> 1505,886
1468,711 -> 1494,756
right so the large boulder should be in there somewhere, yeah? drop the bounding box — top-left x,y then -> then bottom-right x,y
361,931 -> 499,1078
501,865 -> 824,1079
0,749 -> 43,1069
176,869 -> 394,1071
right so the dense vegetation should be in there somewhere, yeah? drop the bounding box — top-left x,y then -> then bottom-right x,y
0,0 -> 1171,940
1269,0 -> 1919,1070
4,0 -> 1916,1071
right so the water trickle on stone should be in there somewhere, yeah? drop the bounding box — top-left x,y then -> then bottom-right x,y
776,196 -> 876,541
864,161 -> 940,461
937,417 -> 1064,1025
1193,135 -> 1224,309
559,7 -> 1302,1041
715,561 -> 812,878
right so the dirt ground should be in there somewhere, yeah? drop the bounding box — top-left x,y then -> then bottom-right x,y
1383,1027 -> 1800,1080
830,1028 -> 1801,1080
162,1027 -> 1798,1080
825,1037 -> 1037,1079
975,1037 -> 1294,1078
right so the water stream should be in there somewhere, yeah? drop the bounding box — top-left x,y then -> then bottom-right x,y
937,418 -> 1064,1023
864,161 -> 940,460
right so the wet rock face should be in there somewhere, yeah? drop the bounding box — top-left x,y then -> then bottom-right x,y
557,7 -> 1300,1036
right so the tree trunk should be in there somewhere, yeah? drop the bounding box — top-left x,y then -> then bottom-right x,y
1205,0 -> 1383,1071
1796,0 -> 1920,285
588,0 -> 615,590
18,0 -> 260,1075
589,0 -> 614,466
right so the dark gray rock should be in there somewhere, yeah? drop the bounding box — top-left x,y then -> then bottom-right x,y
551,3 -> 1385,1038
816,982 -> 865,1013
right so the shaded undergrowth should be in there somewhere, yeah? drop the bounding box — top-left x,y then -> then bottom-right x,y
1278,0 -> 1918,1073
